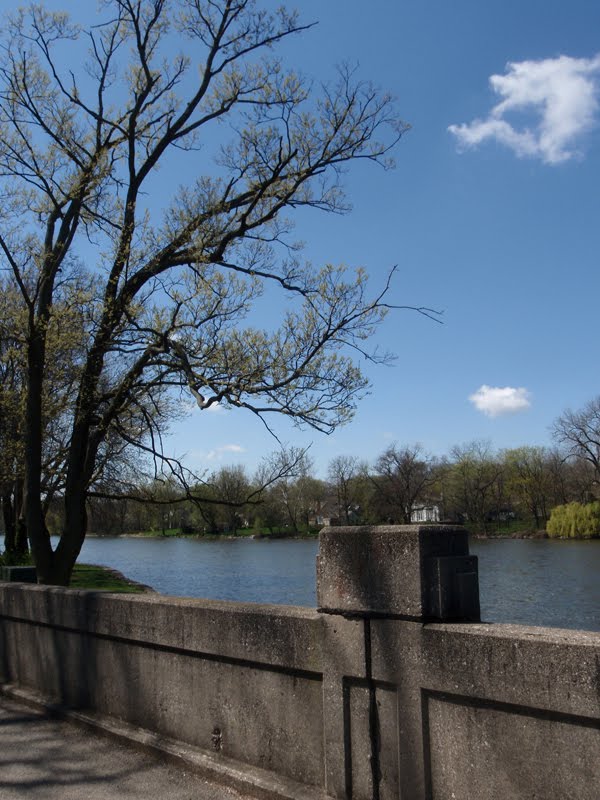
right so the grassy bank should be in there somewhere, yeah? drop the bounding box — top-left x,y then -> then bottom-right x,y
1,552 -> 150,593
70,563 -> 151,593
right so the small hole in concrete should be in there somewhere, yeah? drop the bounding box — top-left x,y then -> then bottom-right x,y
211,727 -> 223,752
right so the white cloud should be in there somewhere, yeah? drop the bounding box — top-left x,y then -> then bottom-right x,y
204,402 -> 226,414
183,399 -> 229,416
469,385 -> 531,418
449,54 -> 600,164
205,443 -> 245,461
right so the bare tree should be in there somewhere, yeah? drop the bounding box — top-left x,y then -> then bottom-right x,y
447,441 -> 504,531
0,1 -> 417,583
328,455 -> 362,524
372,443 -> 437,523
552,397 -> 600,487
503,446 -> 551,529
210,465 -> 252,532
267,450 -> 314,532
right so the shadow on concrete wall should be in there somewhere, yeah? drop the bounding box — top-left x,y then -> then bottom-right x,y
42,590 -> 100,710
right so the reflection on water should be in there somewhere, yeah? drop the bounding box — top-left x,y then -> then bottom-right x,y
62,535 -> 600,632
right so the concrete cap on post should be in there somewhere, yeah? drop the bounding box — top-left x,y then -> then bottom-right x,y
0,566 -> 37,583
316,525 -> 480,622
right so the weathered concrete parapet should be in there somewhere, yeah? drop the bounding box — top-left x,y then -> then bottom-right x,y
2,545 -> 600,800
316,524 -> 480,622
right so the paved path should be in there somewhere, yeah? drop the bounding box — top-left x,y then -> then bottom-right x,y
0,697 -> 249,800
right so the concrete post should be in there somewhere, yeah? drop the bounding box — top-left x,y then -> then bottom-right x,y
0,567 -> 37,583
316,524 -> 480,622
316,525 -> 480,800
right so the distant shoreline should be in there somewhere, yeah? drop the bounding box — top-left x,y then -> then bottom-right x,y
472,531 -> 549,540
86,531 -> 318,541
85,529 -> 599,542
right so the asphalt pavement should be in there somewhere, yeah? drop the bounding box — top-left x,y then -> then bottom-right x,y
0,696 -> 250,800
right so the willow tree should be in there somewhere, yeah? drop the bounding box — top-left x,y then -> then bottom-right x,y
0,0 -> 412,585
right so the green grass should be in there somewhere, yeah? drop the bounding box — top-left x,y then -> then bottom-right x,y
70,563 -> 147,593
130,527 -> 184,537
248,525 -> 321,537
1,550 -> 147,592
129,525 -> 321,538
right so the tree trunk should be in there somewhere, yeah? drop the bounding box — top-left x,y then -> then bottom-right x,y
14,479 -> 28,555
52,508 -> 86,586
49,420 -> 97,585
24,328 -> 54,582
2,491 -> 16,553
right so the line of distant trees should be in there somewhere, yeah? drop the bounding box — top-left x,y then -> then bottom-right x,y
52,428 -> 598,537
5,392 -> 600,542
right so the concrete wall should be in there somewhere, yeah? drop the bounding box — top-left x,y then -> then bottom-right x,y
1,525 -> 599,799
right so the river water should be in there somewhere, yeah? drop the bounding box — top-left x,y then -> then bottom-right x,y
70,536 -> 600,632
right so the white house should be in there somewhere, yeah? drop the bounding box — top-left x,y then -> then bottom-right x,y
410,504 -> 441,524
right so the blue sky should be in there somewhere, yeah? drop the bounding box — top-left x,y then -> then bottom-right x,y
5,0 -> 599,478
167,0 -> 600,477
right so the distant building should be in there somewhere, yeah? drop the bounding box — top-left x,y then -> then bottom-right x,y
308,497 -> 362,527
410,504 -> 441,524
308,496 -> 339,528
